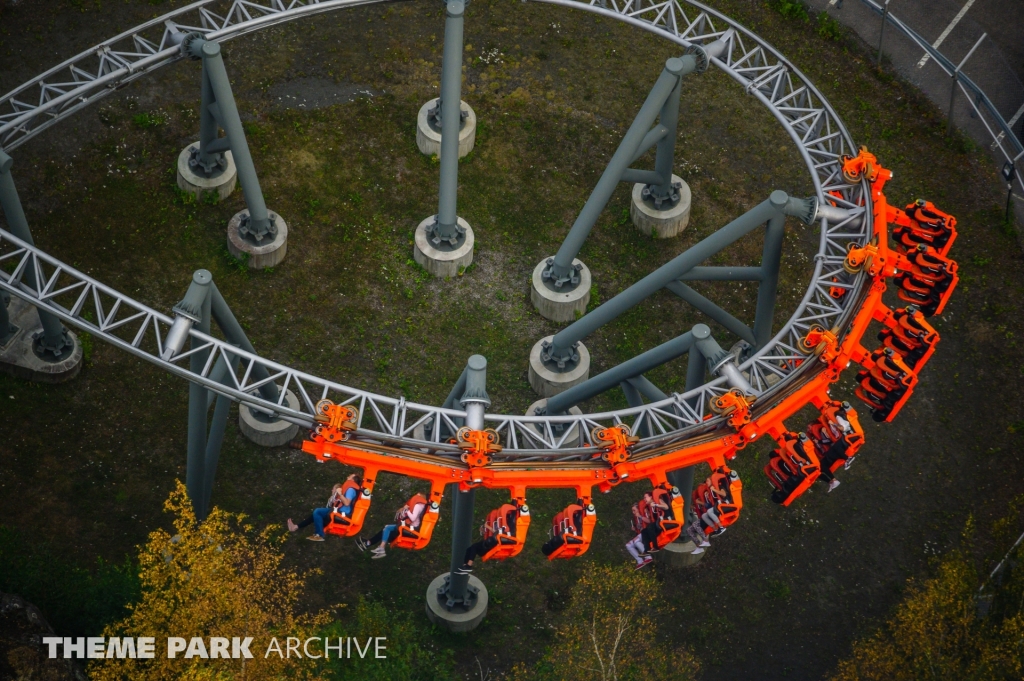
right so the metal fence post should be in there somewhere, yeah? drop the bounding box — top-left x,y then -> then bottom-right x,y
876,0 -> 890,66
947,33 -> 987,136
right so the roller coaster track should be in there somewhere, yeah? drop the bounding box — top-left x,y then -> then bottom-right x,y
0,0 -> 877,471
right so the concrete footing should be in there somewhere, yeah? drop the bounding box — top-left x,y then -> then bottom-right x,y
176,143 -> 237,201
528,336 -> 591,397
525,399 -> 584,447
227,210 -> 288,269
413,216 -> 474,278
416,99 -> 477,158
0,297 -> 82,383
239,388 -> 301,447
630,175 -> 691,238
658,538 -> 707,568
530,258 -> 591,323
425,572 -> 488,633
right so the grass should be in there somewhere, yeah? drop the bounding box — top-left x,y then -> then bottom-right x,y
0,0 -> 1021,678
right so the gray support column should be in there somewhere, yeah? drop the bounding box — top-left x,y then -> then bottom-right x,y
752,212 -> 785,350
543,194 -> 784,367
545,56 -> 695,286
0,150 -> 73,358
646,63 -> 683,207
621,380 -> 648,437
430,0 -> 467,247
626,375 -> 668,402
209,283 -> 280,404
447,355 -> 488,603
545,331 -> 695,414
181,270 -> 213,517
201,348 -> 237,518
194,63 -> 227,175
190,39 -> 272,240
667,344 -> 705,524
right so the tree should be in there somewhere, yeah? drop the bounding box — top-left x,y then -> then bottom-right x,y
831,515 -> 1024,681
89,481 -> 330,681
513,564 -> 699,681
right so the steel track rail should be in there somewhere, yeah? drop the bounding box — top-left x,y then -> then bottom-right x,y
0,0 -> 872,461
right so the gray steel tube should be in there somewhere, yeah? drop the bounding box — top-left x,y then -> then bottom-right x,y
548,56 -> 694,283
627,375 -> 668,401
752,212 -> 785,349
195,40 -> 270,233
679,266 -> 762,281
449,354 -> 487,602
210,283 -> 280,403
629,125 -> 668,164
664,281 -> 755,344
667,342 -> 705,523
186,271 -> 213,519
197,63 -> 222,173
546,331 -> 695,414
651,65 -> 682,200
548,194 -> 784,361
435,0 -> 466,242
0,150 -> 68,354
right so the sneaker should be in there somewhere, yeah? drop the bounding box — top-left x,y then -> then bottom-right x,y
844,457 -> 856,470
355,537 -> 368,552
306,535 -> 325,542
371,548 -> 387,559
710,527 -> 726,537
454,564 -> 473,575
700,539 -> 711,548
634,557 -> 653,570
828,479 -> 841,493
691,546 -> 705,555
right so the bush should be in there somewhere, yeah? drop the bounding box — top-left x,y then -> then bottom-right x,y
0,525 -> 140,636
770,0 -> 810,22
817,12 -> 843,41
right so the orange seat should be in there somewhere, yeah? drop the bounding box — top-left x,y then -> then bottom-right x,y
650,484 -> 685,550
806,401 -> 865,475
855,347 -> 918,422
388,486 -> 445,551
765,432 -> 820,506
547,500 -> 596,560
481,500 -> 531,562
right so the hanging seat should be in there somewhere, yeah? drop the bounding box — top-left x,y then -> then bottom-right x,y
764,432 -> 820,506
480,500 -> 531,562
806,401 -> 865,475
324,478 -> 374,537
547,499 -> 597,560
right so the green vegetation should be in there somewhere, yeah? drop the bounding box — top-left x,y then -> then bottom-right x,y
0,526 -> 139,637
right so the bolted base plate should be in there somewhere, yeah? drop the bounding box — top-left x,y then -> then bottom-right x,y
176,143 -> 237,202
413,216 -> 475,278
630,175 -> 691,238
0,296 -> 82,384
530,257 -> 591,323
416,99 -> 477,158
528,336 -> 591,398
657,538 -> 707,568
525,399 -> 584,447
238,388 -> 301,447
425,572 -> 488,633
227,210 -> 288,269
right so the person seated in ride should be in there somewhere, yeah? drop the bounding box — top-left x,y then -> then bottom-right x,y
624,492 -> 667,570
541,498 -> 585,557
454,504 -> 520,575
810,411 -> 856,493
357,494 -> 427,559
287,474 -> 362,542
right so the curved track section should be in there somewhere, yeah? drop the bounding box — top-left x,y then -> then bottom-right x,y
0,0 -> 872,463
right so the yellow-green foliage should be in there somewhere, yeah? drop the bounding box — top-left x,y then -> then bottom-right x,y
512,563 -> 699,681
89,481 -> 331,681
831,518 -> 1024,680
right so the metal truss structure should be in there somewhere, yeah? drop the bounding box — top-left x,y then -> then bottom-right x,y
0,0 -> 873,463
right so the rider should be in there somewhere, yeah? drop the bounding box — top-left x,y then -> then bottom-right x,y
287,474 -> 362,542
357,493 -> 427,559
624,491 -> 670,569
541,498 -> 585,557
454,503 -> 521,575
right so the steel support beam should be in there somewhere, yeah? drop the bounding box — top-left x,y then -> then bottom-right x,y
545,331 -> 696,415
752,212 -> 785,349
184,270 -> 213,519
210,283 -> 280,404
428,0 -> 467,247
545,55 -> 696,286
664,281 -> 754,345
446,355 -> 489,606
189,39 -> 273,241
543,193 -> 787,369
0,150 -> 72,359
627,374 -> 668,402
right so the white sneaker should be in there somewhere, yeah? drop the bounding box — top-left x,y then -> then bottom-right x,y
828,479 -> 841,493
691,546 -> 705,555
700,539 -> 710,548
